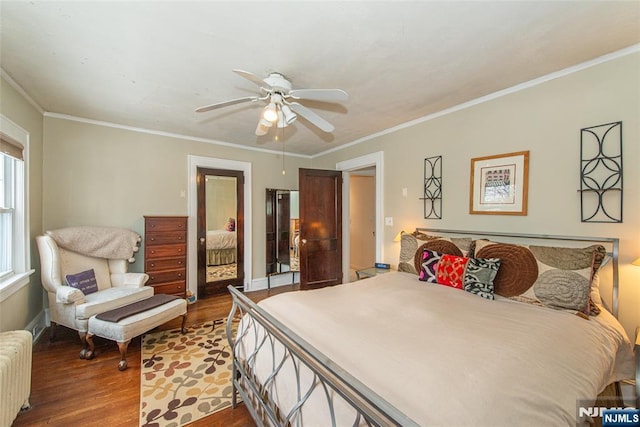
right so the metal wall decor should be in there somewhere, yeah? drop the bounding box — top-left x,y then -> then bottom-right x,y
421,156 -> 442,219
579,121 -> 623,223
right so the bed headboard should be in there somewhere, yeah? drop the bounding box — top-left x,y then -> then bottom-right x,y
414,228 -> 620,318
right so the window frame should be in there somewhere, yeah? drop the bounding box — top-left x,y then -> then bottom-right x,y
0,114 -> 33,303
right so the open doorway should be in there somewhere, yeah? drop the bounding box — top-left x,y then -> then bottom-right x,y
337,151 -> 384,284
348,171 -> 376,281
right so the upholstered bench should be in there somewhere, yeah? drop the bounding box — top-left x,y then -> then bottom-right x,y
86,294 -> 187,370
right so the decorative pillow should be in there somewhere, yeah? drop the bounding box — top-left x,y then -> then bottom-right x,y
474,240 -> 606,314
412,237 -> 475,274
464,257 -> 501,300
65,269 -> 99,295
419,249 -> 500,300
398,231 -> 475,275
398,232 -> 439,274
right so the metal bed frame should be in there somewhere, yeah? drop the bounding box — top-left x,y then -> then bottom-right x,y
226,228 -> 621,426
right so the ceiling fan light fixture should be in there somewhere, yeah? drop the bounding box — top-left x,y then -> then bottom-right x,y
255,117 -> 273,136
281,104 -> 297,125
263,103 -> 278,122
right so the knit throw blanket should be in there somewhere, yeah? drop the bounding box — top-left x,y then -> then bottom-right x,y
47,226 -> 141,262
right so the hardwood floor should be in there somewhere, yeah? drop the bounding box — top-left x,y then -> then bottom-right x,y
13,285 -> 298,427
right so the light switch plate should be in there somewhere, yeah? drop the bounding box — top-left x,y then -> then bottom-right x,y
384,217 -> 393,226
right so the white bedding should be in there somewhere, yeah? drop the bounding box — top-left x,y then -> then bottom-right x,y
238,271 -> 634,426
206,229 -> 236,250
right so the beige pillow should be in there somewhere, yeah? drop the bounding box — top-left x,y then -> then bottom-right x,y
474,240 -> 605,314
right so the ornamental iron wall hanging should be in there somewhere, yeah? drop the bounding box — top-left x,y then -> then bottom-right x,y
579,121 -> 622,223
421,156 -> 442,219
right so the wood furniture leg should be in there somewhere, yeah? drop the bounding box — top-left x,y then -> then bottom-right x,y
49,322 -> 57,342
117,340 -> 131,371
79,331 -> 91,360
84,333 -> 96,360
180,314 -> 187,334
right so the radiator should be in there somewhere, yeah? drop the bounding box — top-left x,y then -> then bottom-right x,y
0,330 -> 32,427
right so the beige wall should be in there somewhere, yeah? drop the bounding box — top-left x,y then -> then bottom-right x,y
206,176 -> 236,230
0,76 -> 44,332
313,53 -> 640,339
43,116 -> 311,280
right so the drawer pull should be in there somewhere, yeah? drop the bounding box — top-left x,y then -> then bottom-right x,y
177,236 -> 183,240
178,260 -> 183,265
177,273 -> 183,278
150,276 -> 155,280
150,263 -> 155,267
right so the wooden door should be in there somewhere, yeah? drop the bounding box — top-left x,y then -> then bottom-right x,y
299,168 -> 342,289
197,168 -> 244,297
265,189 -> 277,275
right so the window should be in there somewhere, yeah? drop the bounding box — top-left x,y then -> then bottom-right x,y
0,115 -> 31,302
0,153 -> 18,279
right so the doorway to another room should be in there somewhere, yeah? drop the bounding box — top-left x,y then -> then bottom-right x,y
348,171 -> 376,282
337,151 -> 384,284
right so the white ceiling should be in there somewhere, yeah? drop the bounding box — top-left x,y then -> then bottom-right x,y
1,1 -> 639,157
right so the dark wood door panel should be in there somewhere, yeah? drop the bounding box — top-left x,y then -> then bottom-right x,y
197,167 -> 244,297
299,168 -> 342,289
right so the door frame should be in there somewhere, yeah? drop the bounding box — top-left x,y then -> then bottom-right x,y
336,151 -> 384,283
188,155 -> 252,299
196,167 -> 244,295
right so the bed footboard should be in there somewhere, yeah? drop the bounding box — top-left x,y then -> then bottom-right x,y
226,286 -> 418,427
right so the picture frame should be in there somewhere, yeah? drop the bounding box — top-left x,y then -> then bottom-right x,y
469,150 -> 529,215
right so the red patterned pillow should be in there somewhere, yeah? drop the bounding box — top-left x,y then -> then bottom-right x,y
419,249 -> 500,300
436,254 -> 469,289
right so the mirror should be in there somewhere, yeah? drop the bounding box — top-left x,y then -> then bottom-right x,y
197,169 -> 244,295
266,189 -> 300,276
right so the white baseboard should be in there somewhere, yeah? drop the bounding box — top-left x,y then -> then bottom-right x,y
26,310 -> 47,343
248,272 -> 299,292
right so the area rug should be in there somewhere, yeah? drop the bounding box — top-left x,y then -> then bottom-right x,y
207,263 -> 237,281
140,318 -> 238,427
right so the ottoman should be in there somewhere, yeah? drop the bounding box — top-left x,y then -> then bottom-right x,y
86,295 -> 187,370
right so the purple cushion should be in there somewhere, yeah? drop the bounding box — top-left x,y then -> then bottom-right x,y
65,269 -> 98,295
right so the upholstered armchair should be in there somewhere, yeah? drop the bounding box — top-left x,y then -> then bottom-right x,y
36,228 -> 153,358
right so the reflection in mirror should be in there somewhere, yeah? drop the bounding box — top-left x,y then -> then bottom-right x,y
206,175 -> 238,283
266,189 -> 299,276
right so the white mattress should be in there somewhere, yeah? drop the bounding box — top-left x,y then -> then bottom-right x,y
239,271 -> 634,426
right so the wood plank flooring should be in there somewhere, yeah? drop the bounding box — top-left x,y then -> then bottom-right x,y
13,285 -> 298,427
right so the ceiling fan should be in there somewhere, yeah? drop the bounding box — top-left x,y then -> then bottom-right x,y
195,69 -> 348,136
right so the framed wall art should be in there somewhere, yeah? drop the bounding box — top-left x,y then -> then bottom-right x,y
469,150 -> 529,215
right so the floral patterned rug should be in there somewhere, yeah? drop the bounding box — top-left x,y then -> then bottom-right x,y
139,318 -> 238,427
207,263 -> 237,281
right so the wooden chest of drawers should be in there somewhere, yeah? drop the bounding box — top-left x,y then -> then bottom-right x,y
144,216 -> 187,297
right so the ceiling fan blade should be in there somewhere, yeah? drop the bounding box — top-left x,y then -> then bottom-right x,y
195,96 -> 258,113
289,89 -> 348,102
232,69 -> 272,90
289,102 -> 335,132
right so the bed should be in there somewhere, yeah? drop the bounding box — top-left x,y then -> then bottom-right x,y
206,229 -> 236,265
226,229 -> 635,426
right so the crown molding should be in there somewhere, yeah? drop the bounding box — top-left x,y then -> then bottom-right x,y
312,43 -> 640,159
